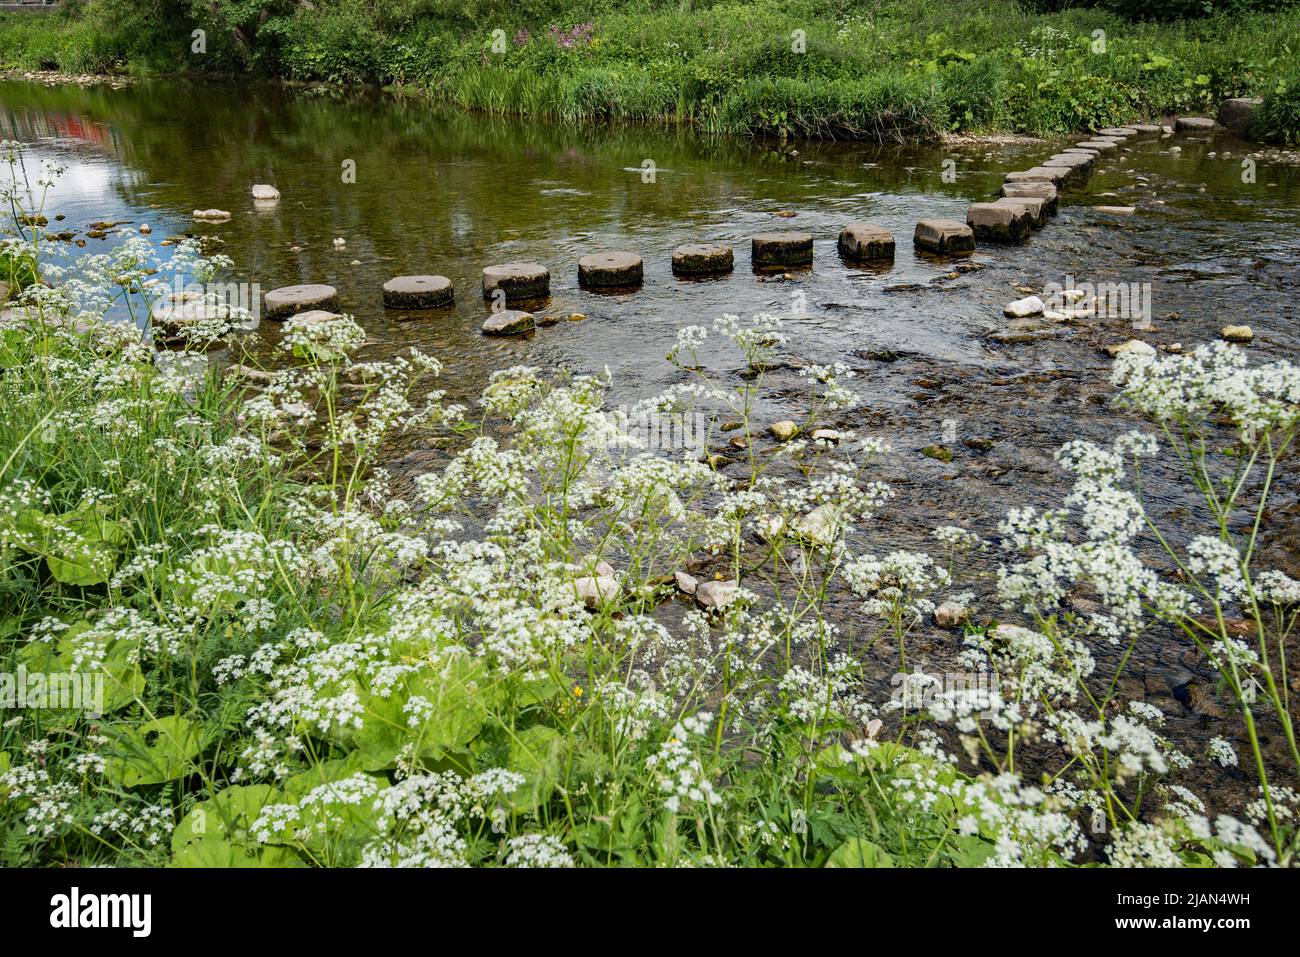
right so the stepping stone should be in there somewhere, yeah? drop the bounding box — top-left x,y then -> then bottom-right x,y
672,243 -> 733,277
382,275 -> 453,309
837,222 -> 895,263
1130,124 -> 1163,134
967,202 -> 1034,243
481,309 -> 535,336
1218,98 -> 1262,135
752,231 -> 813,268
1048,152 -> 1094,169
1061,147 -> 1101,158
1094,205 -> 1137,216
1075,140 -> 1119,153
482,262 -> 550,301
1175,116 -> 1217,132
264,283 -> 338,320
1000,182 -> 1058,216
1005,167 -> 1070,186
1042,155 -> 1092,182
993,196 -> 1047,228
579,251 -> 643,289
913,219 -> 974,255
150,298 -> 231,332
1096,127 -> 1138,138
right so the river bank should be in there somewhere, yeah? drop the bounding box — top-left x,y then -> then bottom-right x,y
2,1 -> 1299,142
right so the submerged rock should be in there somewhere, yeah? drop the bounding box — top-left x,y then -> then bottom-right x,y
769,420 -> 799,442
481,309 -> 535,336
251,184 -> 281,202
933,600 -> 970,630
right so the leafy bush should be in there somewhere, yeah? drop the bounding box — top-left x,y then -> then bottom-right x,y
1251,72 -> 1300,143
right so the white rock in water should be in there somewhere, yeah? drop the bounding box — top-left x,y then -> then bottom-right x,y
794,504 -> 842,547
1004,295 -> 1044,318
572,576 -> 619,609
675,571 -> 699,595
193,209 -> 231,221
1094,206 -> 1136,215
933,600 -> 970,629
251,184 -> 280,201
1106,339 -> 1157,358
333,237 -> 346,248
695,580 -> 739,612
1220,325 -> 1253,343
811,428 -> 842,443
594,560 -> 616,578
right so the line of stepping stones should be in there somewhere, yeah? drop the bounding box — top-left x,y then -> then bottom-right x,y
254,115 -> 1222,338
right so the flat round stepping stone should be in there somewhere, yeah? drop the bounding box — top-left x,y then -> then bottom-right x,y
482,262 -> 550,301
1175,116 -> 1217,132
1096,127 -> 1138,138
1061,147 -> 1101,158
999,182 -> 1058,216
837,222 -> 895,263
967,202 -> 1034,243
1075,139 -> 1119,153
264,283 -> 339,320
150,298 -> 231,332
1129,124 -> 1163,134
672,243 -> 734,277
481,309 -> 535,336
913,219 -> 974,255
382,275 -> 453,309
752,231 -> 813,269
578,251 -> 644,289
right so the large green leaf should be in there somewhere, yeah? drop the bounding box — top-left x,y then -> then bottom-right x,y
14,504 -> 127,586
825,837 -> 895,868
18,619 -> 143,715
507,724 -> 568,812
103,715 -> 202,787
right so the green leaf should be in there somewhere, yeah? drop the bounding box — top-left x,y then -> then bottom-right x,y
103,715 -> 202,787
825,837 -> 895,868
508,724 -> 568,812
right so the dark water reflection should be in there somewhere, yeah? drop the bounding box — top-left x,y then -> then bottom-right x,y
4,77 -> 1299,804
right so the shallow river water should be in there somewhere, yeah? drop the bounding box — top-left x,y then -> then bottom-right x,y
3,76 -> 1299,809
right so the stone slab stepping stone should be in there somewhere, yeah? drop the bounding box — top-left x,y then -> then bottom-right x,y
1005,167 -> 1070,186
482,262 -> 550,301
1175,116 -> 1217,132
1061,147 -> 1101,158
967,202 -> 1033,243
1130,124 -> 1163,134
993,196 -> 1047,228
382,275 -> 454,309
578,251 -> 643,289
1000,182 -> 1058,216
150,298 -> 231,331
913,219 -> 974,255
752,231 -> 813,268
1218,98 -> 1262,135
264,283 -> 339,320
1096,127 -> 1138,138
1075,140 -> 1119,153
481,309 -> 535,336
1048,151 -> 1093,168
837,222 -> 895,263
672,243 -> 734,277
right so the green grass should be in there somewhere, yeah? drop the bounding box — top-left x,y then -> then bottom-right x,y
3,1 -> 1300,139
